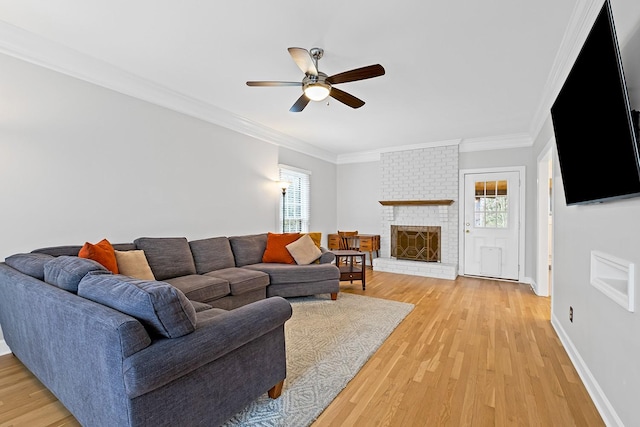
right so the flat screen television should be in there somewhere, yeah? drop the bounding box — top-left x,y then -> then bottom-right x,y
550,0 -> 640,205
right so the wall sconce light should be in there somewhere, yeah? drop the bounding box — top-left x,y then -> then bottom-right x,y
277,181 -> 291,232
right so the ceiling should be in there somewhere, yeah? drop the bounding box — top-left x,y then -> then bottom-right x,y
0,1 -> 584,159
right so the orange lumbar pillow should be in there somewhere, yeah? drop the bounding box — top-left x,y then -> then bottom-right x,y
78,238 -> 119,273
262,232 -> 302,264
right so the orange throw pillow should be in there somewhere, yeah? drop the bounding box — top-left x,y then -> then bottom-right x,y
262,233 -> 301,264
78,238 -> 119,273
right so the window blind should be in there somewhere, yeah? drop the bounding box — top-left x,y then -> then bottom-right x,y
279,165 -> 310,233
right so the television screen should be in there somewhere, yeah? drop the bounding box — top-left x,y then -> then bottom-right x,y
551,0 -> 640,205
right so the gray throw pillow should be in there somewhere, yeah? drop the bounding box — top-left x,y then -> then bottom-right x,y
78,272 -> 197,338
44,256 -> 109,292
189,237 -> 235,274
228,234 -> 268,267
5,253 -> 54,280
134,237 -> 196,281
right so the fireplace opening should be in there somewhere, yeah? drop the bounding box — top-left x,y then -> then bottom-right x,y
391,225 -> 441,262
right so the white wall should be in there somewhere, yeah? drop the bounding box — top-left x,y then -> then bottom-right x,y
459,145 -> 536,279
278,148 -> 338,246
531,2 -> 640,424
336,161 -> 382,237
536,118 -> 640,426
0,52 -> 337,346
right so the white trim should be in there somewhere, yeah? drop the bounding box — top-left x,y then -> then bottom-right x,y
458,133 -> 533,152
590,250 -> 635,312
337,133 -> 534,164
535,138 -> 554,297
278,164 -> 312,175
0,339 -> 10,356
458,166 -> 526,282
336,139 -> 462,164
551,314 -> 623,427
530,0 -> 604,140
336,150 -> 382,164
0,20 -> 338,164
0,20 -> 544,166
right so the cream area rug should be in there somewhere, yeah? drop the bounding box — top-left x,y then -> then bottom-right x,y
222,293 -> 415,427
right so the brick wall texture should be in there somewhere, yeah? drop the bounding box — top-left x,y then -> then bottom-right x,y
380,145 -> 459,265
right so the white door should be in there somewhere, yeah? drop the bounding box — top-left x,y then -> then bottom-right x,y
463,171 -> 520,280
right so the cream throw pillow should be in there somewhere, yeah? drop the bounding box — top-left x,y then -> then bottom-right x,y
286,234 -> 322,265
114,250 -> 155,280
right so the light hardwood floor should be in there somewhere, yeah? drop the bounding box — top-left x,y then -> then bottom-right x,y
0,271 -> 603,426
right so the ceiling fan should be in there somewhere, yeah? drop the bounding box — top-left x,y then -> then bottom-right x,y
246,47 -> 385,112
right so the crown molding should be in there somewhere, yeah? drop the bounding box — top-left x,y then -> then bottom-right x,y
458,133 -> 533,152
336,150 -> 382,164
0,18 -> 573,165
336,133 -> 533,164
336,139 -> 461,164
530,0 -> 604,140
0,20 -> 337,164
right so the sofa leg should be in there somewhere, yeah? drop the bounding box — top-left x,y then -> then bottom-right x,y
268,380 -> 284,399
331,292 -> 338,300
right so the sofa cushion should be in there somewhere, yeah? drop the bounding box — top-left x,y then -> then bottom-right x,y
190,300 -> 214,313
5,253 -> 54,280
77,272 -> 197,339
244,262 -> 340,285
115,250 -> 155,280
262,233 -> 300,264
78,238 -> 119,273
189,237 -> 235,274
163,275 -> 230,303
204,267 -> 269,295
134,237 -> 196,281
286,234 -> 322,265
44,256 -> 110,292
32,243 -> 137,257
228,233 -> 268,267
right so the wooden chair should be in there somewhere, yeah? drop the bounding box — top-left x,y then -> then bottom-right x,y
337,230 -> 359,250
336,231 -> 359,266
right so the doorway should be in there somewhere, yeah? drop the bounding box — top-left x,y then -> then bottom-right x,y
536,142 -> 554,297
459,167 -> 525,281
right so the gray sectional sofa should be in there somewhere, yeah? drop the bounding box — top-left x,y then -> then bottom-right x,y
0,232 -> 340,426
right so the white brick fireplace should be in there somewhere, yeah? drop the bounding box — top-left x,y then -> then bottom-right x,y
373,144 -> 459,280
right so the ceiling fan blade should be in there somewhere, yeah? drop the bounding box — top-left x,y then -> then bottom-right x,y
288,47 -> 318,76
290,94 -> 310,112
326,64 -> 385,85
246,81 -> 302,87
329,87 -> 365,109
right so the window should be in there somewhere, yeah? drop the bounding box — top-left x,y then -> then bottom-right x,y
279,165 -> 310,233
474,180 -> 508,228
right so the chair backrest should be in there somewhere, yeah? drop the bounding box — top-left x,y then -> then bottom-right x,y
337,231 -> 358,250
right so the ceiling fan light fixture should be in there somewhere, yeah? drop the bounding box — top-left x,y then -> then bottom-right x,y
304,82 -> 331,101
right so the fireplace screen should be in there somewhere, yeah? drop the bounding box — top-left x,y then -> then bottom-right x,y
391,225 -> 441,262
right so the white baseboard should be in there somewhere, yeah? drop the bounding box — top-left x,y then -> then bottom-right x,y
551,314 -> 623,426
0,339 -> 11,356
524,276 -> 544,296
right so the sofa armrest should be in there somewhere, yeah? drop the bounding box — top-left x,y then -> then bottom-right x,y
319,247 -> 335,264
122,296 -> 292,398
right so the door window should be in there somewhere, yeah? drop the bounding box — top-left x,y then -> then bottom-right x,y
474,180 -> 508,228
